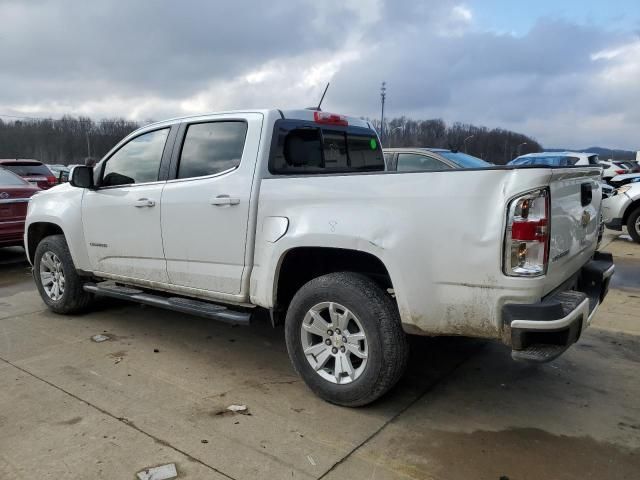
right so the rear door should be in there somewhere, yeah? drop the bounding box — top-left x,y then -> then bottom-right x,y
160,113 -> 262,294
82,126 -> 175,283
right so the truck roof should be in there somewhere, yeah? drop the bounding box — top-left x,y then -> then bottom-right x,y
143,109 -> 372,130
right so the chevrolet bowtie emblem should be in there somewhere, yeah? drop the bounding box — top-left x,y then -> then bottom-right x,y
581,210 -> 591,227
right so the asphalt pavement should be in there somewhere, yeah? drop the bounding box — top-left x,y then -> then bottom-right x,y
0,235 -> 638,480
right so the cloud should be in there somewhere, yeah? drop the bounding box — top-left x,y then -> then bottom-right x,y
0,0 -> 639,149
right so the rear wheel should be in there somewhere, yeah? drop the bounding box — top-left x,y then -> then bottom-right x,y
284,272 -> 408,407
627,207 -> 640,243
33,234 -> 94,314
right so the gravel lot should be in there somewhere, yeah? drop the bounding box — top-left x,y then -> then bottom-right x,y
0,233 -> 639,479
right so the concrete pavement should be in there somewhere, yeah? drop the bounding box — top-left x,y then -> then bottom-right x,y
0,234 -> 638,479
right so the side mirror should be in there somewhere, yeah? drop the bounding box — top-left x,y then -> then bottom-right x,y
70,166 -> 94,189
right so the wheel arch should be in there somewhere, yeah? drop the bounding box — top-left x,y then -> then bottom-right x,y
272,246 -> 394,324
623,198 -> 640,224
26,222 -> 65,264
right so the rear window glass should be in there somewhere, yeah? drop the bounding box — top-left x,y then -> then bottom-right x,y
0,168 -> 29,185
269,121 -> 384,174
510,156 -> 578,167
437,151 -> 491,168
2,163 -> 51,176
396,153 -> 452,171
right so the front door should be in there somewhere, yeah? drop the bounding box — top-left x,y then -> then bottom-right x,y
82,127 -> 172,283
161,114 -> 262,294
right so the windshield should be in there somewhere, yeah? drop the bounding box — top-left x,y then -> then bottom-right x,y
509,155 -> 578,167
2,163 -> 52,176
437,151 -> 491,168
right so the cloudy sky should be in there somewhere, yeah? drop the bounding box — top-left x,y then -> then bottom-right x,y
1,0 -> 639,149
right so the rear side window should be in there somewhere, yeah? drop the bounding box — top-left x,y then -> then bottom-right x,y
270,121 -> 384,174
178,121 -> 247,179
396,153 -> 452,172
587,155 -> 599,165
2,163 -> 51,176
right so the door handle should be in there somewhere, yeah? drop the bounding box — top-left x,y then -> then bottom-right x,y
134,198 -> 156,208
210,195 -> 240,206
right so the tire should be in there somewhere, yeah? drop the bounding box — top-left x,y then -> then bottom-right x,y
284,272 -> 409,407
627,207 -> 640,243
33,234 -> 94,314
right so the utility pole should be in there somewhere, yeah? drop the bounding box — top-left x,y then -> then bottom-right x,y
380,82 -> 386,143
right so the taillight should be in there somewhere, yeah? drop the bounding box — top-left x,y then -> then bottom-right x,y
614,169 -> 626,175
313,111 -> 348,126
47,175 -> 57,185
504,188 -> 550,277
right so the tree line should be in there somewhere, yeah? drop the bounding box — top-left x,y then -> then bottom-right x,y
370,117 -> 542,164
0,116 -> 140,165
0,114 -> 542,165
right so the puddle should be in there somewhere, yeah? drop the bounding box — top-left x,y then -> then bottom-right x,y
609,257 -> 640,291
370,427 -> 640,480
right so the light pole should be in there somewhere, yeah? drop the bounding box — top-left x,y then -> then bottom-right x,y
463,135 -> 475,153
516,142 -> 528,157
380,82 -> 386,143
389,125 -> 405,146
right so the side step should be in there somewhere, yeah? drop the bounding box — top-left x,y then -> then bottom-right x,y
83,282 -> 251,325
511,344 -> 567,363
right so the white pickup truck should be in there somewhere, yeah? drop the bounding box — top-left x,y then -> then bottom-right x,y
25,109 -> 614,406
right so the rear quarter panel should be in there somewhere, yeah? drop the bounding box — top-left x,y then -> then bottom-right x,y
252,168 -> 589,338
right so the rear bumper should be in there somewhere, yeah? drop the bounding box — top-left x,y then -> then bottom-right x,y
502,251 -> 614,362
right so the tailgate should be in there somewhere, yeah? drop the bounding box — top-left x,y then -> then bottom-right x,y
545,167 -> 602,291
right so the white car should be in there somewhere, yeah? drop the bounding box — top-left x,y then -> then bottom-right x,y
510,151 -> 600,167
599,160 -> 630,181
603,179 -> 640,243
24,109 -> 613,406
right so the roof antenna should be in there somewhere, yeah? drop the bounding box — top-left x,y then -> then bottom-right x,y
307,83 -> 330,111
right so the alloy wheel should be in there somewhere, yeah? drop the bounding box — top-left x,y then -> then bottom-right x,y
300,302 -> 368,384
39,251 -> 65,301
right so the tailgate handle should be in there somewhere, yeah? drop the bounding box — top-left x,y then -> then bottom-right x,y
581,183 -> 592,206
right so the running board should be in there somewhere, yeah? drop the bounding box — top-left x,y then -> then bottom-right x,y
83,282 -> 251,325
511,344 -> 567,363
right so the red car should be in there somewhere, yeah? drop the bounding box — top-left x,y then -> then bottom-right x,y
0,159 -> 57,190
0,168 -> 40,247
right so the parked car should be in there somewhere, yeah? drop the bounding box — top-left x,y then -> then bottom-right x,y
383,148 -> 491,171
47,164 -> 70,183
601,182 -> 615,199
25,109 -> 613,406
608,172 -> 640,189
0,159 -> 57,189
603,180 -> 640,242
0,167 -> 40,247
509,151 -> 600,167
599,160 -> 629,181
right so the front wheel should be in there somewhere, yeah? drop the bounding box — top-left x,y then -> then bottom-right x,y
627,207 -> 640,243
33,234 -> 94,314
284,272 -> 408,407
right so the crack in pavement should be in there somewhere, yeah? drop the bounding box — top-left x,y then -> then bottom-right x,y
0,354 -> 238,480
317,343 -> 486,480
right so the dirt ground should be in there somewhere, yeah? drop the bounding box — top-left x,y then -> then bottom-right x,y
0,232 -> 638,479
